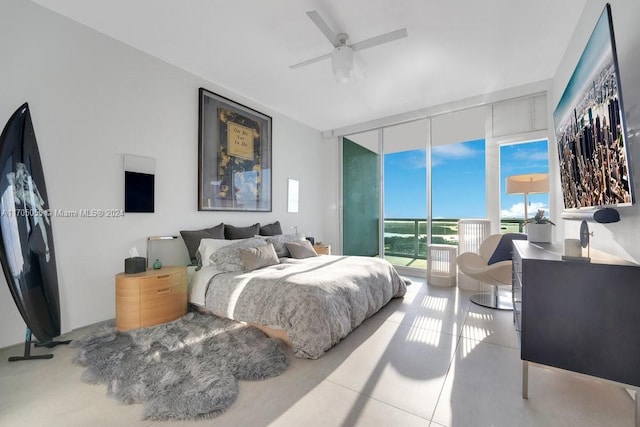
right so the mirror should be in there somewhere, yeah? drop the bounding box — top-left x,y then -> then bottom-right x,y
287,179 -> 299,213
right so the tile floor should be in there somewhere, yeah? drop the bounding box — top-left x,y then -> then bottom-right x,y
0,277 -> 635,426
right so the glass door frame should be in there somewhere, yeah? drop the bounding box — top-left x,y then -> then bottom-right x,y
487,129 -> 552,233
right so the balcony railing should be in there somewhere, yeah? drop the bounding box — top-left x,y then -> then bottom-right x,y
384,218 -> 524,264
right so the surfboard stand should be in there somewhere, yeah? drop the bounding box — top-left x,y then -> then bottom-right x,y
8,328 -> 69,362
35,339 -> 72,349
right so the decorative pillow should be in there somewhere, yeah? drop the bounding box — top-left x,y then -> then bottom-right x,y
196,238 -> 234,268
211,237 -> 267,272
487,233 -> 527,265
224,223 -> 260,240
285,240 -> 318,259
239,243 -> 280,271
265,233 -> 305,257
180,223 -> 225,261
259,221 -> 283,236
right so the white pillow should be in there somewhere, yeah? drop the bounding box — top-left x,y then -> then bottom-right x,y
197,238 -> 234,268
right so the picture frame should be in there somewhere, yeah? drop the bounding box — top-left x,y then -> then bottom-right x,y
553,4 -> 633,210
198,88 -> 272,211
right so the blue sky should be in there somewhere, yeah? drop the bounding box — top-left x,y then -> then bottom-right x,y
554,6 -> 612,127
384,139 -> 549,219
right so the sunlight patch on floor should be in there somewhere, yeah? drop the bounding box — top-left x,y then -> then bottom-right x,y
406,319 -> 442,346
461,328 -> 490,357
422,295 -> 448,312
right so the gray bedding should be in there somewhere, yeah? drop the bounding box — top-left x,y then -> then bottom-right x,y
203,255 -> 408,359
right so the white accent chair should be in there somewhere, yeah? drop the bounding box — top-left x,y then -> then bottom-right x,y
456,234 -> 514,310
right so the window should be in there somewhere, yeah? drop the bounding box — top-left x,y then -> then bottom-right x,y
431,139 -> 486,245
499,140 -> 549,232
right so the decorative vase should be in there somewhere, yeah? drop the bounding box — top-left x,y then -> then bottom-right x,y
526,223 -> 552,243
153,259 -> 162,270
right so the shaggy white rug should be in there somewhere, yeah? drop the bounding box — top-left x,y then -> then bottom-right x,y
73,312 -> 289,420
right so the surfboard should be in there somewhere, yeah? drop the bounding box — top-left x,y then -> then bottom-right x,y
0,103 -> 61,345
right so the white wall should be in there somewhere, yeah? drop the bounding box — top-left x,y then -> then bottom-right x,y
552,0 -> 640,261
0,0 -> 334,348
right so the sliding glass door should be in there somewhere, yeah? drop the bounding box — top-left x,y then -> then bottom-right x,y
341,109 -> 485,273
382,120 -> 429,269
430,138 -> 487,245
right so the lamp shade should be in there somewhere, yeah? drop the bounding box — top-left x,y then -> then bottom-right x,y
506,173 -> 549,195
332,46 -> 354,84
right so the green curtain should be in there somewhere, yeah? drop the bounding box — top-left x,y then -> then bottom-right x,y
342,138 -> 379,256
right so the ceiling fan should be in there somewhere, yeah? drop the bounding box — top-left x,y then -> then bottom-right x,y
290,11 -> 408,84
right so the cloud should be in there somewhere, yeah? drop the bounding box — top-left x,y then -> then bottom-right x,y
432,144 -> 478,159
511,150 -> 549,162
431,143 -> 481,168
406,150 -> 427,169
386,150 -> 426,170
500,202 -> 548,219
513,151 -> 549,162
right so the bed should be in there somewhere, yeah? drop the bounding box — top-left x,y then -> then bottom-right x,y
185,229 -> 408,359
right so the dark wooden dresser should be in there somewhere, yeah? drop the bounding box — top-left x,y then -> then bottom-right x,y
512,240 -> 640,401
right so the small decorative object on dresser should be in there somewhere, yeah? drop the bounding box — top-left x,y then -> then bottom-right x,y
313,243 -> 331,255
524,209 -> 555,243
115,266 -> 187,331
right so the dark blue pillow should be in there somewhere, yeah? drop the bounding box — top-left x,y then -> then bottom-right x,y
487,233 -> 527,265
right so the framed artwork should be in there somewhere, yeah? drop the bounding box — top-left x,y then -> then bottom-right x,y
198,88 -> 272,211
553,4 -> 633,209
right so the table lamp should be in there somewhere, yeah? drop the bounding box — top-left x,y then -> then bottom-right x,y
506,173 -> 549,221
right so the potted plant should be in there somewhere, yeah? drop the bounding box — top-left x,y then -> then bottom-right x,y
524,209 -> 555,243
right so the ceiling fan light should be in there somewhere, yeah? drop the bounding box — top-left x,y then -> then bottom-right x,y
332,46 -> 354,84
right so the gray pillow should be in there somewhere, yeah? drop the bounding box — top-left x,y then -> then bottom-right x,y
285,240 -> 318,259
240,243 -> 280,271
211,237 -> 267,272
180,223 -> 225,261
259,221 -> 283,236
224,223 -> 260,240
265,233 -> 305,257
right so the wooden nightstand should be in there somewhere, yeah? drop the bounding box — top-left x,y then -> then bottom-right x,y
115,266 -> 187,331
313,244 -> 331,255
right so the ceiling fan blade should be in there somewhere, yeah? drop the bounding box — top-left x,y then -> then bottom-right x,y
289,52 -> 332,69
350,28 -> 408,52
306,10 -> 340,47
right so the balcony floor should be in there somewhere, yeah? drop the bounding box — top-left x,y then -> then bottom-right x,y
384,255 -> 427,269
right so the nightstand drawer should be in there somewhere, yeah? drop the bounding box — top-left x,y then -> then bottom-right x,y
140,282 -> 187,327
314,244 -> 331,255
139,271 -> 183,292
115,266 -> 187,331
